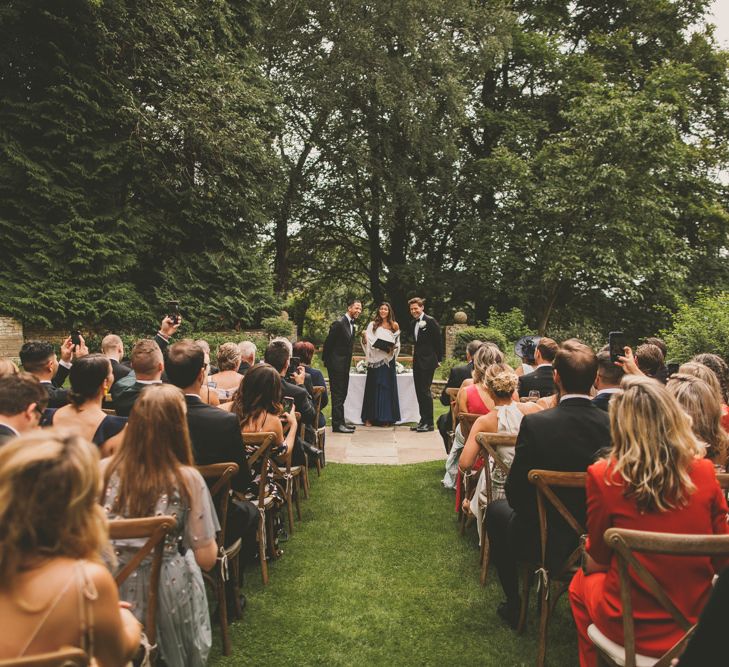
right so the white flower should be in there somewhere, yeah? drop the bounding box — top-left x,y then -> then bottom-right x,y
418,321 -> 427,330
395,361 -> 405,374
355,360 -> 367,374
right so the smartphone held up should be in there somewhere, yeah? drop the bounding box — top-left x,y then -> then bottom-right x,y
608,331 -> 627,364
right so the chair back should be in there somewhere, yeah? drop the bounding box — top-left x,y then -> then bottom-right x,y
457,412 -> 481,440
528,470 -> 587,579
476,433 -> 517,503
445,388 -> 460,430
0,647 -> 89,667
196,463 -> 239,546
241,432 -> 276,507
603,527 -> 729,667
108,515 -> 175,644
312,386 -> 325,427
716,472 -> 729,489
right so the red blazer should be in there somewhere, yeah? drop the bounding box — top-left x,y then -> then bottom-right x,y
585,457 -> 729,656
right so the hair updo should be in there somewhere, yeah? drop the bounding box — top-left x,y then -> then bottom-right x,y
68,354 -> 111,407
484,363 -> 519,398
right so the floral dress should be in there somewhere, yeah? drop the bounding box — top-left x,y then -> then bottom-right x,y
101,465 -> 220,667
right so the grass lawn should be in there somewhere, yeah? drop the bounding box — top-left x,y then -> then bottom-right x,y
210,462 -> 578,666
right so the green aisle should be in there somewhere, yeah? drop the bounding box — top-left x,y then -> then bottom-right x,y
210,462 -> 578,666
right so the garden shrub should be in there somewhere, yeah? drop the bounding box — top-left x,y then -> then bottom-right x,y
261,316 -> 295,338
453,327 -> 508,359
661,292 -> 729,362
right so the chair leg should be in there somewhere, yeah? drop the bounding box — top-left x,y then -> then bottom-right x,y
315,453 -> 322,477
536,579 -> 550,667
294,477 -> 302,521
286,490 -> 295,535
217,575 -> 231,656
479,532 -> 490,586
302,462 -> 310,499
230,554 -> 242,619
258,518 -> 268,586
516,563 -> 530,635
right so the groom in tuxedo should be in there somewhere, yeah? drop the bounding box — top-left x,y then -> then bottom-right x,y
409,297 -> 442,432
323,298 -> 362,433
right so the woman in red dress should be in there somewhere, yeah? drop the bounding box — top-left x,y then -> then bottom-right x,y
569,375 -> 729,667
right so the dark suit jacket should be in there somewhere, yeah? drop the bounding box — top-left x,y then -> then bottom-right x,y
237,361 -> 251,375
505,397 -> 611,533
322,315 -> 355,371
184,395 -> 252,492
440,362 -> 473,406
113,381 -> 162,417
411,314 -> 442,370
592,391 -> 618,412
51,364 -> 69,388
0,424 -> 18,446
110,358 -> 132,384
41,381 -> 69,408
518,365 -> 555,398
282,378 -> 316,427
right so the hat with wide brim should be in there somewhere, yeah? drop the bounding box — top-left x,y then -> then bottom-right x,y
515,335 -> 541,360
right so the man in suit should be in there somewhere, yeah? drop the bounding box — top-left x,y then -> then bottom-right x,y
237,340 -> 257,375
111,339 -> 164,417
101,334 -> 131,384
436,339 -> 482,452
322,298 -> 362,434
0,373 -> 48,445
19,337 -> 87,408
592,350 -> 623,411
408,297 -> 442,432
517,337 -> 559,398
487,341 -> 611,628
264,339 -> 320,465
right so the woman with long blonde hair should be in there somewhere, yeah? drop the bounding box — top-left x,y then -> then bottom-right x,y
101,384 -> 219,667
569,375 -> 729,667
0,430 -> 140,664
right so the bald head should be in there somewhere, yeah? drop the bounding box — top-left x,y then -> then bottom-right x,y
101,334 -> 124,360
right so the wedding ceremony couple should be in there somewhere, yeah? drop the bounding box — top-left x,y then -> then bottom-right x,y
322,297 -> 442,433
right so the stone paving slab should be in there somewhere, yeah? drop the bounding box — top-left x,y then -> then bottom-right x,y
326,425 -> 446,465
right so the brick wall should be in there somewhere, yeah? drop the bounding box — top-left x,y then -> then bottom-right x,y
0,316 -> 24,362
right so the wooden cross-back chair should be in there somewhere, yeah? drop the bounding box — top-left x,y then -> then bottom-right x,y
444,387 -> 461,453
292,411 -> 310,498
528,469 -> 588,667
238,431 -> 276,585
475,432 -> 517,585
268,428 -> 303,536
457,412 -> 485,534
108,515 -> 176,647
196,463 -> 241,656
311,386 -> 327,476
0,647 -> 89,667
590,528 -> 729,667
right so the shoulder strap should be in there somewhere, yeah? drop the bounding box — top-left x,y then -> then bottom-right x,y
76,561 -> 98,657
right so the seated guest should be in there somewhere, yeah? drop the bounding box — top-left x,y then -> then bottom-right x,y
691,353 -> 729,431
517,337 -> 559,398
191,340 -> 220,406
443,343 -> 504,494
238,341 -> 257,375
0,430 -> 141,663
437,339 -> 481,453
569,375 -> 729,666
592,350 -> 624,411
101,334 -> 131,384
110,339 -> 163,417
195,339 -> 218,375
667,373 -> 728,467
460,364 -> 540,544
0,358 -> 18,378
208,343 -> 243,399
19,337 -> 87,407
644,336 -> 669,383
43,355 -> 127,457
101,384 -> 219,666
634,343 -> 664,380
488,341 -> 610,628
0,373 -> 48,445
515,336 -> 539,377
293,340 -> 328,428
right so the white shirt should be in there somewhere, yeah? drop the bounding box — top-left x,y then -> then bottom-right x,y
414,315 -> 425,341
559,393 -> 591,402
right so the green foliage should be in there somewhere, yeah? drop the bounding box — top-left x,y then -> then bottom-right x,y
661,292 -> 729,363
437,356 -> 461,381
453,327 -> 508,360
261,316 -> 295,339
302,307 -> 330,346
486,307 -> 534,343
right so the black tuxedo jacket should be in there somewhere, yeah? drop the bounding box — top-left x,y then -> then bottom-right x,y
184,395 -> 252,492
411,314 -> 442,371
282,378 -> 316,427
518,365 -> 555,398
440,362 -> 473,406
52,364 -> 70,388
0,424 -> 17,446
41,381 -> 69,408
237,361 -> 251,375
592,391 -> 617,412
506,398 -> 611,532
110,358 -> 132,384
322,315 -> 355,370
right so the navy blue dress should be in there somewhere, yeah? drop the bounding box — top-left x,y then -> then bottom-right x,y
361,362 -> 401,425
44,409 -> 127,446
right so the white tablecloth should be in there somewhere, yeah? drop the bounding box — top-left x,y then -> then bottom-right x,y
344,372 -> 420,425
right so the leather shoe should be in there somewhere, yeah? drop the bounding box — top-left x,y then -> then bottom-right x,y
415,424 -> 434,432
344,421 -> 357,430
333,425 -> 355,434
304,444 -> 323,457
410,423 -> 423,431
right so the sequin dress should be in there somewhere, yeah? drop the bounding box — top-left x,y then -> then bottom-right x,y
101,465 -> 220,667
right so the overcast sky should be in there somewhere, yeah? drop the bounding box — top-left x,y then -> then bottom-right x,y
709,0 -> 729,47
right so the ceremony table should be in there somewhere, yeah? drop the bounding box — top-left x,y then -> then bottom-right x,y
343,371 -> 421,425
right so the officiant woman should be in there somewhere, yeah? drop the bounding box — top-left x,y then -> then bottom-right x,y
361,303 -> 401,426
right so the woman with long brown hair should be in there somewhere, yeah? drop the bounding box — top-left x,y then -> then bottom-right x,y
569,375 -> 729,666
100,384 -> 219,667
0,430 -> 140,664
361,302 -> 401,426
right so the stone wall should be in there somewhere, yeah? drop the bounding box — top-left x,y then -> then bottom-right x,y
0,316 -> 24,362
444,324 -> 468,359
